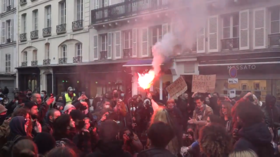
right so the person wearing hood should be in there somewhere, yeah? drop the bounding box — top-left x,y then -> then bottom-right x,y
7,116 -> 28,141
262,94 -> 280,141
86,120 -> 132,157
234,101 -> 274,157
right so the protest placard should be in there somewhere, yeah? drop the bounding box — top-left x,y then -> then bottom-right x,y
192,75 -> 216,93
166,76 -> 188,99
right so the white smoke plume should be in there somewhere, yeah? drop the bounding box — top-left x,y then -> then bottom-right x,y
152,0 -> 224,76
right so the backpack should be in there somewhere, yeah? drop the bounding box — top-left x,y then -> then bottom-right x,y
0,135 -> 28,157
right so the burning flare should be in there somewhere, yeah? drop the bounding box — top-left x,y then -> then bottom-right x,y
138,70 -> 155,89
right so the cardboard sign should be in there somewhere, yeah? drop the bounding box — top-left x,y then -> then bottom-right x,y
192,75 -> 216,93
166,76 -> 188,99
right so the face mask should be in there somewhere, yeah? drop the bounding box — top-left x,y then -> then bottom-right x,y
113,93 -> 118,98
27,93 -> 32,97
15,100 -> 18,104
105,105 -> 110,109
40,94 -> 44,97
31,114 -> 38,119
121,93 -> 125,97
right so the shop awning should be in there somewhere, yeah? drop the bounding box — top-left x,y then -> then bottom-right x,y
123,58 -> 171,67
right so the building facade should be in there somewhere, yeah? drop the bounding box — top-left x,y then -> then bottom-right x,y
17,0 -> 90,96
90,0 -> 280,102
0,0 -> 17,99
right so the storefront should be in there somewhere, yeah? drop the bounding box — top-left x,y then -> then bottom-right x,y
18,67 -> 40,92
198,52 -> 280,102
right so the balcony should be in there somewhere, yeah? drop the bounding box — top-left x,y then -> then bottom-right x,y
72,20 -> 83,31
6,6 -> 11,11
59,58 -> 67,64
269,34 -> 280,47
43,59 -> 51,65
123,48 -> 132,58
6,38 -> 11,43
20,0 -> 27,6
91,0 -> 169,23
73,56 -> 82,63
56,24 -> 66,34
221,38 -> 239,50
21,61 -> 27,66
20,33 -> 27,42
30,30 -> 38,40
31,61 -> 38,66
100,51 -> 107,60
43,27 -> 51,37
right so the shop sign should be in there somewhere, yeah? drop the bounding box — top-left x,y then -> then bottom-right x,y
227,65 -> 257,70
228,78 -> 238,84
166,76 -> 188,99
192,75 -> 216,93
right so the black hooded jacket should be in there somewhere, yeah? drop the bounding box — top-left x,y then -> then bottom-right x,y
263,95 -> 280,128
234,123 -> 273,156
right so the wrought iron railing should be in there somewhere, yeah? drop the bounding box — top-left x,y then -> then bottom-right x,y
20,33 -> 27,42
221,38 -> 239,50
6,6 -> 11,11
43,59 -> 51,65
91,0 -> 169,23
20,0 -> 27,6
21,61 -> 27,66
73,56 -> 82,63
123,48 -> 132,58
30,30 -> 38,40
72,20 -> 83,31
31,61 -> 38,66
56,24 -> 66,34
59,58 -> 67,64
43,27 -> 51,37
100,51 -> 107,60
269,34 -> 280,47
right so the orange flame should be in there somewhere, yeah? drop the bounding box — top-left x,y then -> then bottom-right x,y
138,70 -> 155,89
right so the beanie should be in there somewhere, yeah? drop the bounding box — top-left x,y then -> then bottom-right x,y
0,104 -> 7,114
62,104 -> 75,113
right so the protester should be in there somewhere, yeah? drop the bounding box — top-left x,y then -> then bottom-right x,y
46,147 -> 77,157
63,87 -> 76,105
34,132 -> 56,156
11,139 -> 38,157
24,102 -> 42,136
137,122 -> 175,157
42,109 -> 61,134
199,124 -> 232,157
234,101 -> 274,156
220,101 -> 233,133
0,105 -> 7,125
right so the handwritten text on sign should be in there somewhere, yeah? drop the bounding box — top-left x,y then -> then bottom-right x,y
192,75 -> 216,93
166,76 -> 188,99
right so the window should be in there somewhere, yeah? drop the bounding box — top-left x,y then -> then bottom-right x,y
45,6 -> 51,27
6,20 -> 11,40
76,43 -> 82,57
22,14 -> 26,33
223,14 -> 239,39
5,54 -> 10,73
123,30 -> 132,49
271,9 -> 280,34
151,26 -> 162,45
23,51 -> 27,62
61,45 -> 67,58
101,34 -> 107,51
33,10 -> 38,30
77,0 -> 83,20
2,0 -> 6,12
1,22 -> 5,43
45,43 -> 50,59
60,1 -> 66,24
33,50 -> 37,61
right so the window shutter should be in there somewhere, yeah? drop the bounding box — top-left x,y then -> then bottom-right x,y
141,28 -> 149,57
115,31 -> 121,59
208,16 -> 219,52
162,23 -> 169,36
253,8 -> 266,49
132,28 -> 138,57
10,19 -> 13,41
108,32 -> 113,59
239,10 -> 249,50
93,35 -> 98,59
197,27 -> 205,53
2,22 -> 6,44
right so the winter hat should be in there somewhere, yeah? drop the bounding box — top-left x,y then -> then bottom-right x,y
0,104 -> 7,113
62,104 -> 75,113
24,101 -> 37,109
70,110 -> 84,121
34,132 -> 55,155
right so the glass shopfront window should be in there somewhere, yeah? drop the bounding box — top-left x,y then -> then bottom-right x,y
216,79 -> 273,102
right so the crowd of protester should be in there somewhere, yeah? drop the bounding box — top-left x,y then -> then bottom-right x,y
0,86 -> 279,157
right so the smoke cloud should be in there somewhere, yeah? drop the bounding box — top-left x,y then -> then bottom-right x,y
152,0 -> 224,76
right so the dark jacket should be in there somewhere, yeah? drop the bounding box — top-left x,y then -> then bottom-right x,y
42,119 -> 54,135
234,123 -> 273,157
263,95 -> 280,128
37,102 -> 49,124
87,140 -> 132,157
73,130 -> 92,155
137,148 -> 175,157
